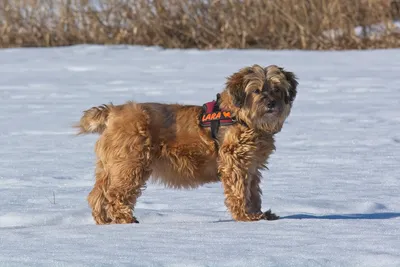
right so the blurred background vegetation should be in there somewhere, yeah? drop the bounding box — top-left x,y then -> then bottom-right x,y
0,0 -> 399,50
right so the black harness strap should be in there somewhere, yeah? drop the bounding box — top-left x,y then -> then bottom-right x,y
210,94 -> 222,139
200,94 -> 247,146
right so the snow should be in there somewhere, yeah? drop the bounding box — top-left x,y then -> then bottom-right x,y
0,45 -> 399,267
323,20 -> 400,39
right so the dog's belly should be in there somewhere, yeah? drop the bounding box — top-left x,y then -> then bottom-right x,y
150,156 -> 219,189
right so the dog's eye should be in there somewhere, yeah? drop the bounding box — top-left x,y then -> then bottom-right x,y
253,89 -> 261,94
272,87 -> 280,93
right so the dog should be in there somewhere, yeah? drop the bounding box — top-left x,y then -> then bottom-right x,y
76,64 -> 298,224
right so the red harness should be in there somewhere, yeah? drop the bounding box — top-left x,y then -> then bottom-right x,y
200,100 -> 235,127
200,94 -> 236,139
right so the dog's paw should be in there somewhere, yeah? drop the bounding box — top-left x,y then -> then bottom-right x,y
112,216 -> 139,224
261,209 -> 279,220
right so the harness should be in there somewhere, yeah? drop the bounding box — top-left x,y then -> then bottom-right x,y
200,94 -> 236,140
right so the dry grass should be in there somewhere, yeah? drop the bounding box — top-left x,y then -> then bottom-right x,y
0,0 -> 399,50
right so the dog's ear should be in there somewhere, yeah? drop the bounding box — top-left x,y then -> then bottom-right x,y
226,67 -> 252,107
282,69 -> 298,104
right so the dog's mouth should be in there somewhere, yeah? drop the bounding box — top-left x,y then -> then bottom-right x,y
264,104 -> 282,116
263,99 -> 282,115
266,107 -> 278,113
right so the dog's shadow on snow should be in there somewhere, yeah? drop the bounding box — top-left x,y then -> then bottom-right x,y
211,212 -> 400,223
281,212 -> 400,220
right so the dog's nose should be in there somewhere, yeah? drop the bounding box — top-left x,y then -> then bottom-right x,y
267,101 -> 276,109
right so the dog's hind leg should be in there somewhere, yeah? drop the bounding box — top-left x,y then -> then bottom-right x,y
87,160 -> 112,224
99,104 -> 153,224
104,158 -> 152,224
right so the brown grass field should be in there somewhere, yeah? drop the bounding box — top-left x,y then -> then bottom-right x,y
0,0 -> 399,50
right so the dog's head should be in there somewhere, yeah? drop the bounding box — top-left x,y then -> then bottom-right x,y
222,64 -> 298,134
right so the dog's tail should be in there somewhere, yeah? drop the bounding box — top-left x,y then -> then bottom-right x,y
75,104 -> 113,134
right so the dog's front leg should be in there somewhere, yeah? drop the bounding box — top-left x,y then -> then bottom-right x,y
246,171 -> 262,214
217,130 -> 262,221
218,166 -> 279,221
218,163 -> 261,221
247,170 -> 279,220
218,129 -> 279,221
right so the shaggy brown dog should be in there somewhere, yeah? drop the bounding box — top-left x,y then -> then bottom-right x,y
76,64 -> 298,224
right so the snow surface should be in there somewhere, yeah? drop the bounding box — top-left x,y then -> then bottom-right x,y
0,45 -> 399,267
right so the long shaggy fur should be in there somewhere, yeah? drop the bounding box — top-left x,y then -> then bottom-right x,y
77,64 -> 298,224
76,104 -> 113,134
